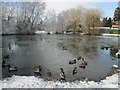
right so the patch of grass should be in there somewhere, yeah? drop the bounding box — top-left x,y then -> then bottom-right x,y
108,29 -> 120,34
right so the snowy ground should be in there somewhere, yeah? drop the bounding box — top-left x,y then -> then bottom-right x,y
0,73 -> 119,89
102,34 -> 120,37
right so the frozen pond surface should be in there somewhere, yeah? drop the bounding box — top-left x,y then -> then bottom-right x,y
2,34 -> 119,81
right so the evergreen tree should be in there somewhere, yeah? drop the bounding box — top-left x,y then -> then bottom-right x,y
113,7 -> 120,21
103,17 -> 108,27
107,17 -> 112,28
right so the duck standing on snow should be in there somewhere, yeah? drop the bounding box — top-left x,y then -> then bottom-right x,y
7,65 -> 17,72
69,59 -> 76,64
60,68 -> 66,81
34,65 -> 42,75
46,69 -> 52,80
73,67 -> 77,75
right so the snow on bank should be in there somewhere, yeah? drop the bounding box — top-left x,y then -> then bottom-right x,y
102,34 -> 120,37
0,74 -> 118,89
35,31 -> 47,34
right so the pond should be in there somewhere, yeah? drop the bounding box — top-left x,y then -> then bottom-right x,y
2,34 -> 119,81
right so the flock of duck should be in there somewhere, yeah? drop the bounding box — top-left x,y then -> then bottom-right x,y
68,56 -> 88,76
69,56 -> 87,69
2,55 -> 53,80
1,43 -> 119,82
2,55 -> 17,72
2,53 -> 88,81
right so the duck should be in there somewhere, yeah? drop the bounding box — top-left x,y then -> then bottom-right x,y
105,47 -> 108,50
46,70 -> 52,80
2,60 -> 8,68
79,63 -> 86,69
73,67 -> 77,75
101,46 -> 104,50
69,59 -> 76,64
63,47 -> 67,50
34,65 -> 42,73
81,58 -> 87,65
112,65 -> 119,69
77,56 -> 82,60
7,65 -> 17,71
60,68 -> 66,81
2,55 -> 9,60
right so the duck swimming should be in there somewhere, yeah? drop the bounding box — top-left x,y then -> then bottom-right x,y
2,60 -> 8,68
79,58 -> 87,69
34,65 -> 42,74
7,65 -> 17,71
46,70 -> 52,80
69,59 -> 76,64
73,67 -> 77,75
63,47 -> 67,50
79,63 -> 86,69
82,58 -> 87,65
2,55 -> 9,60
77,56 -> 82,60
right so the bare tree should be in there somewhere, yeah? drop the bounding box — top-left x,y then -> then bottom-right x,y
55,6 -> 85,33
44,10 -> 57,32
83,8 -> 102,34
2,0 -> 46,34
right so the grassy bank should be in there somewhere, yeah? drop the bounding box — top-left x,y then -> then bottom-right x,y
109,29 -> 120,34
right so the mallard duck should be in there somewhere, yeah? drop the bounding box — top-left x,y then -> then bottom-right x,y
34,65 -> 42,73
63,47 -> 67,50
82,58 -> 87,65
2,55 -> 9,60
69,59 -> 76,64
7,65 -> 17,71
79,63 -> 86,69
2,60 -> 8,68
77,56 -> 82,60
46,70 -> 52,80
73,67 -> 77,75
60,68 -> 66,81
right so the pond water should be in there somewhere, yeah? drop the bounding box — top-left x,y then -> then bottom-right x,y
2,34 -> 119,81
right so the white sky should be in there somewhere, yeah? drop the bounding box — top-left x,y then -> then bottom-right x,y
46,2 -> 81,13
45,0 -> 119,2
2,0 -> 119,2
2,0 -> 119,17
45,0 -> 119,13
